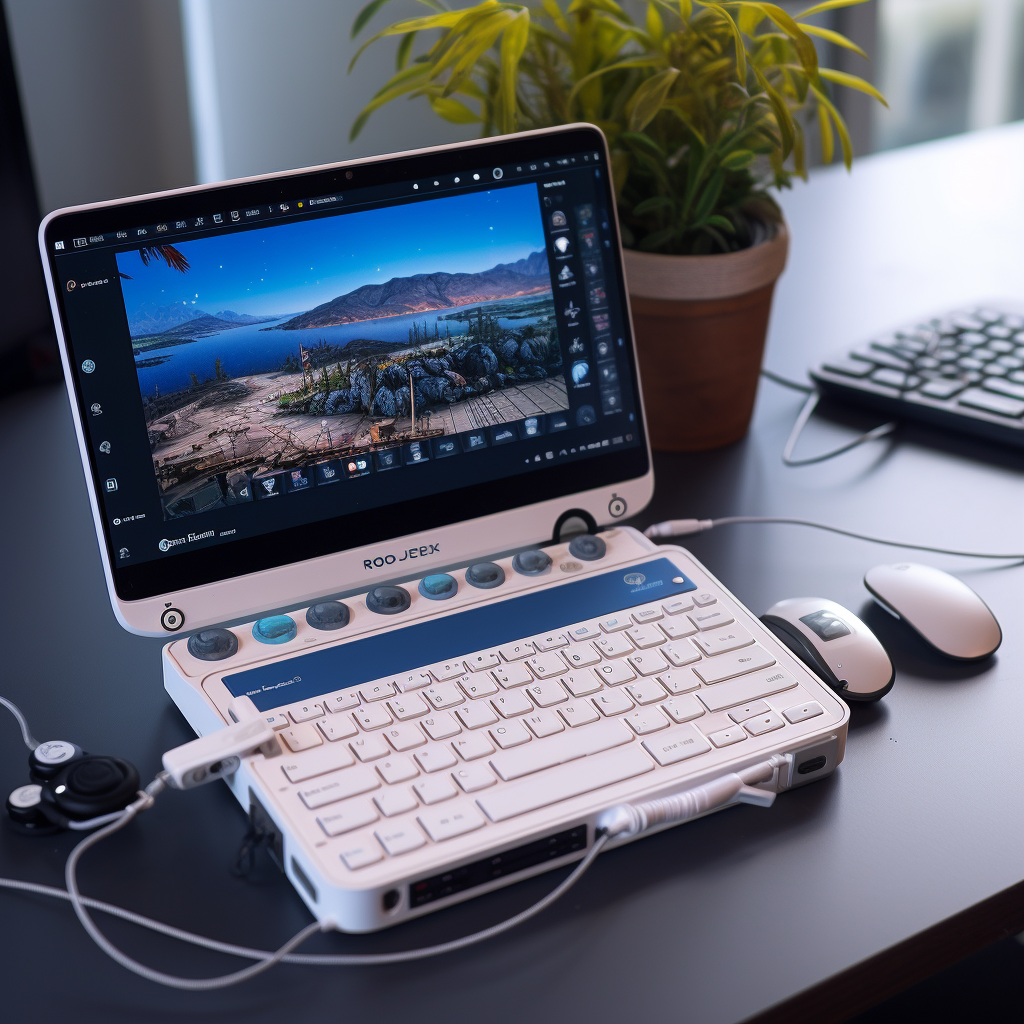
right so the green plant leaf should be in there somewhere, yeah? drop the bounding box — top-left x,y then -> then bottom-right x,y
703,3 -> 747,84
811,82 -> 852,166
637,226 -> 678,251
633,194 -> 675,216
566,57 -> 663,110
430,95 -> 482,123
795,0 -> 869,20
646,2 -> 664,45
693,169 -> 724,222
441,11 -> 519,98
705,214 -> 735,232
350,64 -> 432,139
619,130 -> 667,159
626,66 -> 680,132
541,0 -> 569,32
755,3 -> 818,75
798,24 -> 867,60
679,0 -> 693,21
396,31 -> 417,69
750,63 -> 794,158
817,67 -> 888,107
349,9 -> 466,72
352,0 -> 394,39
720,148 -> 755,169
817,101 -> 834,164
568,0 -> 627,17
497,8 -> 530,133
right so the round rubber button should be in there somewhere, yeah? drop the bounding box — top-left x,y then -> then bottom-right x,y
366,586 -> 411,615
306,601 -> 350,631
252,615 -> 297,644
160,608 -> 185,631
512,549 -> 552,576
419,574 -> 457,601
187,628 -> 239,661
568,534 -> 606,561
465,561 -> 505,589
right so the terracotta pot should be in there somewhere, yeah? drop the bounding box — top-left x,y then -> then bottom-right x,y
624,224 -> 789,452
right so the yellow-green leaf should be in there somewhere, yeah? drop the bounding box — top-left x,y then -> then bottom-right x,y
542,0 -> 569,32
817,102 -> 834,164
627,66 -> 680,131
795,0 -> 869,20
799,24 -> 867,60
720,148 -> 755,169
811,83 -> 852,166
707,4 -> 747,84
349,9 -> 466,73
396,31 -> 416,70
646,2 -> 664,45
755,3 -> 818,75
566,56 -> 662,110
430,96 -> 482,124
817,67 -> 888,107
498,8 -> 530,133
679,0 -> 693,23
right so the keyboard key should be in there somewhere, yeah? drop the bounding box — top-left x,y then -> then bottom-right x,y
663,598 -> 694,615
455,702 -> 499,730
263,713 -> 290,731
594,660 -> 636,686
420,712 -> 461,740
533,632 -> 568,651
871,368 -> 920,389
489,720 -> 532,748
353,703 -> 393,731
632,606 -> 663,624
693,625 -> 755,657
491,662 -> 532,688
323,689 -> 361,713
709,726 -> 747,748
663,641 -> 701,667
958,388 -> 1024,418
523,709 -> 565,738
558,699 -> 601,728
358,681 -> 396,702
418,805 -> 486,842
641,724 -> 712,766
452,763 -> 496,793
318,716 -> 359,743
464,651 -> 501,672
376,755 -> 419,785
451,732 -> 494,761
983,377 -> 1024,400
658,669 -> 700,694
693,645 -> 776,685
594,633 -> 634,659
560,671 -> 603,697
339,835 -> 384,870
662,694 -> 704,724
525,679 -> 568,707
422,683 -> 464,710
280,724 -> 322,752
477,746 -> 653,822
783,700 -> 825,724
429,660 -> 467,682
627,650 -> 669,676
491,690 -> 533,718
567,622 -> 602,641
561,643 -> 601,669
593,689 -> 635,716
387,693 -> 429,720
624,708 -> 669,735
625,624 -> 664,649
414,746 -> 458,773
692,592 -> 717,607
376,822 -> 427,856
599,615 -> 630,632
489,719 -> 631,782
852,348 -> 911,370
288,701 -> 324,723
919,378 -> 966,399
458,672 -> 499,699
298,766 -> 379,809
697,667 -> 798,712
527,652 -> 566,679
822,358 -> 872,378
499,641 -> 535,661
282,745 -> 355,783
317,800 -> 379,837
374,788 -> 419,817
728,700 -> 771,724
349,733 -> 391,762
688,608 -> 734,631
745,711 -> 786,736
625,678 -> 668,705
660,617 -> 698,640
395,671 -> 433,692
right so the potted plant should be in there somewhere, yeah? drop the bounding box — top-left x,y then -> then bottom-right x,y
350,0 -> 884,451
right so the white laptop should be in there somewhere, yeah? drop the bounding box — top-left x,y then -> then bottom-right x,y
40,124 -> 848,932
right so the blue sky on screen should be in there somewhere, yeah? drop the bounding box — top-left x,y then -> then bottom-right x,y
116,185 -> 546,319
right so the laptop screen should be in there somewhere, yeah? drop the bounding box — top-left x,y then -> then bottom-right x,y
43,127 -> 648,600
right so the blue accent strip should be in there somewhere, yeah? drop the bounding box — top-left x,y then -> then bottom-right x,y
225,558 -> 695,711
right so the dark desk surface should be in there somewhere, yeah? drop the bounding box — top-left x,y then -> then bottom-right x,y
4,125 -> 1024,1023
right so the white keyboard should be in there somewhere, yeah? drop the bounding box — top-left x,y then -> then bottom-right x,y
166,530 -> 848,930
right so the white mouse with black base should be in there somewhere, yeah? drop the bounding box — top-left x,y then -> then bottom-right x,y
761,598 -> 895,702
864,562 -> 1001,661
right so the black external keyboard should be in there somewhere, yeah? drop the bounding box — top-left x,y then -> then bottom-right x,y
811,308 -> 1024,449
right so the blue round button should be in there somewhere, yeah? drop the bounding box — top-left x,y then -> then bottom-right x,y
465,562 -> 505,589
419,574 -> 457,601
568,534 -> 606,561
366,586 -> 411,615
252,615 -> 297,644
512,549 -> 552,576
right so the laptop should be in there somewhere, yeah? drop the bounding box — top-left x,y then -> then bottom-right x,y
40,124 -> 848,932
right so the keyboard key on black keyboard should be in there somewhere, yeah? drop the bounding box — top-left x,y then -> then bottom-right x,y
871,368 -> 920,389
981,378 -> 1024,400
822,358 -> 872,378
958,388 -> 1024,418
919,378 -> 966,399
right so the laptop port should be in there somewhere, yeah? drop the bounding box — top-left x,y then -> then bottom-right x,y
798,755 -> 827,775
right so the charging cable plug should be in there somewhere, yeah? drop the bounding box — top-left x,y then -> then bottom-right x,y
597,757 -> 783,839
644,519 -> 714,539
162,718 -> 278,790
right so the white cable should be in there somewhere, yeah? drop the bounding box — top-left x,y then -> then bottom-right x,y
0,695 -> 40,750
644,516 -> 1024,561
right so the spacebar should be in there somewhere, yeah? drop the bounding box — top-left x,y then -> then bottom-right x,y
476,746 -> 654,822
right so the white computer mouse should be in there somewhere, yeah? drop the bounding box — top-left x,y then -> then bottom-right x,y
863,562 -> 1002,661
761,597 -> 895,701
